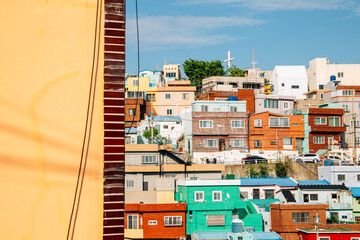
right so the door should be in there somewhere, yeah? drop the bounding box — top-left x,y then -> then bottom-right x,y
328,136 -> 334,150
219,139 -> 225,151
143,181 -> 148,191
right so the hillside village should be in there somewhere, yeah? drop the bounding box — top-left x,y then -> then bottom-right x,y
124,57 -> 360,240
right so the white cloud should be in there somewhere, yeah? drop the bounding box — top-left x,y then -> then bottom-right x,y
181,0 -> 358,12
126,16 -> 264,50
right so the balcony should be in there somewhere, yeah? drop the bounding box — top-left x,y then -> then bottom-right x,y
311,125 -> 346,133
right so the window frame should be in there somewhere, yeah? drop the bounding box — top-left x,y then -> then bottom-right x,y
127,214 -> 139,229
199,120 -> 213,128
283,137 -> 293,146
338,174 -> 346,181
254,119 -> 262,128
314,136 -> 325,144
166,109 -> 173,115
254,140 -> 261,148
315,117 -> 327,125
194,191 -> 205,202
329,117 -> 341,127
142,155 -> 157,164
204,139 -> 218,148
164,216 -> 182,227
292,212 -> 310,223
182,93 -> 189,100
269,117 -> 290,128
165,93 -> 171,99
126,180 -> 134,188
201,105 -> 209,112
212,191 -> 222,202
230,139 -> 245,148
231,120 -> 245,128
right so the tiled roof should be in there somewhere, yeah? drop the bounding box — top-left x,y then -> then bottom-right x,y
350,187 -> 360,197
239,178 -> 297,187
298,180 -> 330,185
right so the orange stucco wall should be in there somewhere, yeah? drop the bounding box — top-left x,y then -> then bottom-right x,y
0,1 -> 104,239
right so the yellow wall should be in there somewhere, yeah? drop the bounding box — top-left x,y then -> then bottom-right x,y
0,0 -> 103,239
156,191 -> 177,203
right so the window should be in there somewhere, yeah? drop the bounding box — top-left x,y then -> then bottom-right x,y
199,120 -> 213,128
292,212 -> 310,223
355,216 -> 360,223
240,192 -> 248,199
269,117 -> 290,127
304,194 -> 309,202
206,215 -> 225,226
127,91 -> 143,99
204,139 -> 217,147
265,99 -> 279,109
283,102 -> 289,109
332,193 -> 337,199
338,72 -> 344,78
165,94 -> 171,99
148,220 -> 157,225
165,174 -> 176,178
142,155 -> 157,163
147,93 -> 155,100
127,215 -> 139,229
319,85 -> 324,89
315,117 -> 327,125
132,79 -> 139,86
310,194 -> 318,201
254,119 -> 262,128
343,105 -> 349,112
129,108 -> 136,116
265,190 -> 274,199
212,191 -> 222,202
163,125 -> 168,129
283,137 -> 292,146
281,83 -> 285,87
167,109 -> 173,115
230,139 -> 245,148
164,216 -> 182,226
253,189 -> 260,199
342,215 -> 348,219
342,90 -> 353,95
314,136 -> 325,144
166,72 -> 176,78
338,174 -> 345,181
230,106 -> 237,112
231,120 -> 245,128
201,105 -> 208,112
194,191 -> 204,202
182,93 -> 189,99
215,98 -> 227,101
254,140 -> 261,148
358,175 -> 360,181
126,180 -> 134,188
319,238 -> 330,240
291,85 -> 300,89
329,117 -> 340,127
320,93 -> 324,99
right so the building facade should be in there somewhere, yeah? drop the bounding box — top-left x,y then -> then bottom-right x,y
185,101 -> 248,162
125,203 -> 187,239
295,89 -> 328,112
270,66 -> 308,100
249,112 -> 304,154
307,58 -> 360,91
255,94 -> 296,115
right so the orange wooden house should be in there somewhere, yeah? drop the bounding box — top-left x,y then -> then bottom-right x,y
249,112 -> 304,152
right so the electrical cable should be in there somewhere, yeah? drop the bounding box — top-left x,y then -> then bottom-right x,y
66,0 -> 102,238
125,0 -> 140,138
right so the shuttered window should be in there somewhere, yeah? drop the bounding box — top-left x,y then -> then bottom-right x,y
206,215 -> 225,226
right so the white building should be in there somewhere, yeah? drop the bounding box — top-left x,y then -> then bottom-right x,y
318,166 -> 360,188
307,58 -> 360,91
270,66 -> 308,100
138,115 -> 183,148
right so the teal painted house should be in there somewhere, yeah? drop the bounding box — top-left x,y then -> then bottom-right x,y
175,179 -> 264,235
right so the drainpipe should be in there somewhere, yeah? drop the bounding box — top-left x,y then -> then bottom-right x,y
248,113 -> 251,153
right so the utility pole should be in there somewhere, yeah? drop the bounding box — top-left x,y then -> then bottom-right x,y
352,90 -> 356,163
276,129 -> 279,162
151,99 -> 154,144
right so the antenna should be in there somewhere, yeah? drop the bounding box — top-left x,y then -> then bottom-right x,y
251,48 -> 258,69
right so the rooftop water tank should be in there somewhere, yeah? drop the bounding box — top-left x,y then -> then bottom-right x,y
228,96 -> 238,101
330,75 -> 336,81
232,219 -> 244,233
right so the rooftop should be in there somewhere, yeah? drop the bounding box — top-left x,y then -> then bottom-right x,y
177,179 -> 240,186
239,177 -> 297,187
152,116 -> 182,122
299,184 -> 348,190
299,228 -> 360,233
298,180 -> 330,186
350,187 -> 360,197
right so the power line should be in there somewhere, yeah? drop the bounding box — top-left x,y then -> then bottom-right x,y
66,0 -> 102,239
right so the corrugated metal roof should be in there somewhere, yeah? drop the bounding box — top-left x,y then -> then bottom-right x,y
350,187 -> 360,197
152,116 -> 182,122
251,231 -> 282,240
239,178 -> 297,187
299,184 -> 348,190
192,232 -> 229,239
298,180 -> 330,185
125,127 -> 137,134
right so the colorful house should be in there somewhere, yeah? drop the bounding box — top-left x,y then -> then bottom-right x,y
350,187 -> 360,223
302,106 -> 346,155
175,179 -> 264,235
249,112 -> 304,156
298,228 -> 360,240
125,203 -> 187,239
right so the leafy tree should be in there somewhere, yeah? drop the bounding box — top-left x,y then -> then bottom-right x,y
143,128 -> 158,142
183,59 -> 225,88
155,135 -> 172,145
258,163 -> 271,176
228,65 -> 245,77
247,165 -> 259,177
275,157 -> 293,177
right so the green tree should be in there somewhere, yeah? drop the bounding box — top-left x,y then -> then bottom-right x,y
275,157 -> 293,177
155,135 -> 172,145
258,163 -> 271,176
143,128 -> 158,142
228,65 -> 245,77
183,59 -> 225,88
247,165 -> 259,177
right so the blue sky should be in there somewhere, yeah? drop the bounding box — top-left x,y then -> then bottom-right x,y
125,0 -> 360,76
